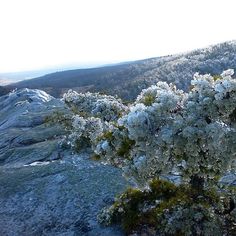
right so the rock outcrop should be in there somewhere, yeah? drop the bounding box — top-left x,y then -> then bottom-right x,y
0,89 -> 235,236
0,89 -> 129,236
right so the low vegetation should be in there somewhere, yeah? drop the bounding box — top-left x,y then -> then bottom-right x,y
58,69 -> 236,235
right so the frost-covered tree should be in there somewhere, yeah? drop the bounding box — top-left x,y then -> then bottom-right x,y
62,70 -> 236,235
116,69 -> 236,190
97,70 -> 236,235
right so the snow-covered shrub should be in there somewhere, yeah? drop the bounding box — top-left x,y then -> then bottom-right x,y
116,70 -> 236,188
94,125 -> 135,167
118,82 -> 185,184
67,115 -> 103,150
62,70 -> 236,235
63,90 -> 127,122
97,70 -> 236,235
61,90 -> 128,151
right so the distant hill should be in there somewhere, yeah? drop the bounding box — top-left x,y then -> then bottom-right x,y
3,41 -> 236,101
0,64 -> 104,86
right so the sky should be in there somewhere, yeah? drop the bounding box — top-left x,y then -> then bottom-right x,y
0,0 -> 236,73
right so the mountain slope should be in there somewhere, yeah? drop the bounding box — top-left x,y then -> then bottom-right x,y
4,41 -> 236,101
0,89 -> 128,235
0,88 -> 235,235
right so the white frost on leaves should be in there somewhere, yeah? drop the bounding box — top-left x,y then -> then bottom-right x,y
111,70 -> 235,185
64,69 -> 236,188
63,90 -> 127,122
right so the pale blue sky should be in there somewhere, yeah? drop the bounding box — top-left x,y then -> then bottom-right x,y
0,0 -> 236,73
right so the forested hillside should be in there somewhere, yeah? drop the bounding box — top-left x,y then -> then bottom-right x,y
3,41 -> 236,101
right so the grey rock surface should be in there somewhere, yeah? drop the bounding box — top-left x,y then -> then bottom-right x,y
0,155 -> 128,236
1,89 -> 235,236
0,89 -> 128,236
0,88 -> 67,167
